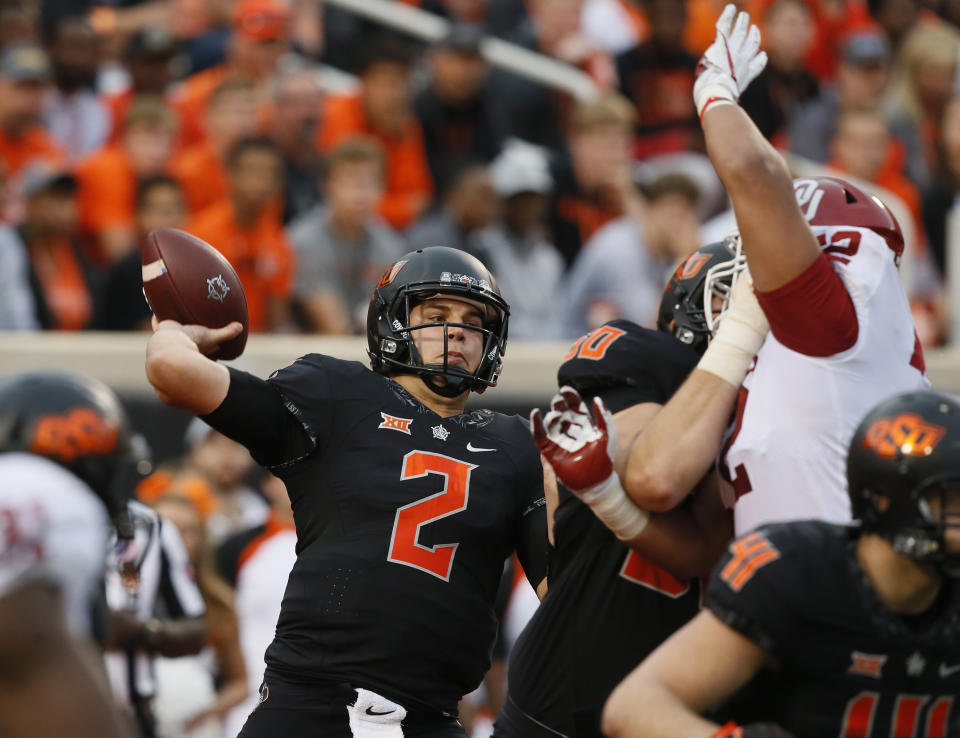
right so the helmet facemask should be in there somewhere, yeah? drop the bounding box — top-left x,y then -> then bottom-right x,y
702,234 -> 749,338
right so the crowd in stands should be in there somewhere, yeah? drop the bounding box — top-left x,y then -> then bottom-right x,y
0,0 -> 958,345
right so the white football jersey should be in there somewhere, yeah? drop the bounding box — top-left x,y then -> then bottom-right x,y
725,226 -> 930,534
0,452 -> 110,635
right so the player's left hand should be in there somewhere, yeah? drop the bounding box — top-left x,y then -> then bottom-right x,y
693,3 -> 767,119
530,386 -> 616,494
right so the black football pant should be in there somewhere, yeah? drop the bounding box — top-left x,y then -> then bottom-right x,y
236,676 -> 466,738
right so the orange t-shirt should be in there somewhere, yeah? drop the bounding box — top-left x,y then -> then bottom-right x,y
186,199 -> 294,332
317,94 -> 433,231
0,126 -> 63,176
103,89 -> 134,145
74,145 -> 137,256
170,65 -> 227,150
171,140 -> 229,215
29,237 -> 93,331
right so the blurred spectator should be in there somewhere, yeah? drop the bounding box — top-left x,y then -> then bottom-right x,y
187,137 -> 294,333
547,92 -> 635,268
488,0 -> 613,152
270,61 -> 325,224
0,2 -> 36,48
867,0 -> 923,49
172,78 -> 258,215
150,494 -> 248,738
581,0 -> 649,56
789,31 -> 928,187
318,35 -> 434,231
217,473 -> 296,738
887,21 -> 960,171
800,0 -> 875,82
616,0 -> 701,159
413,23 -> 506,194
559,172 -> 701,337
75,95 -> 176,264
0,162 -> 39,330
171,0 -> 291,149
99,176 -> 187,331
827,107 -> 923,236
178,418 -> 267,543
475,140 -> 564,338
740,0 -> 819,142
407,160 -> 499,255
42,13 -> 110,159
288,137 -> 404,334
0,43 -> 62,179
105,29 -> 184,145
923,93 -> 960,280
19,164 -> 96,331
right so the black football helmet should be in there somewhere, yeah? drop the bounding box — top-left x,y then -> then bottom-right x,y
367,247 -> 510,398
657,239 -> 745,355
0,371 -> 149,538
848,390 -> 960,570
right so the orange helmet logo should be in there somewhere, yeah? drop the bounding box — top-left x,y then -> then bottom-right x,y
377,260 -> 408,289
678,253 -> 711,280
862,413 -> 946,459
30,408 -> 118,462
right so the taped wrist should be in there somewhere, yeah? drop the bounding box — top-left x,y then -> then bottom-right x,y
694,81 -> 737,120
698,309 -> 767,387
578,474 -> 650,540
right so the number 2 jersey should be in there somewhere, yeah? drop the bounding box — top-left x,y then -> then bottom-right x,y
726,226 -> 929,534
204,355 -> 547,716
502,321 -> 703,738
707,521 -> 960,737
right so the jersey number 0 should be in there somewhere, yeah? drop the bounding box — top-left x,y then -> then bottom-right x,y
388,451 -> 477,581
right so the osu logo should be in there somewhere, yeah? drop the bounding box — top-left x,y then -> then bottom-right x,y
862,413 -> 946,459
30,408 -> 118,462
377,260 -> 408,289
677,253 -> 711,280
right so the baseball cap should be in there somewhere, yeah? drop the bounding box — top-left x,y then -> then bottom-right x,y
490,140 -> 552,197
20,162 -> 76,198
232,0 -> 291,43
843,32 -> 890,66
434,23 -> 484,55
0,43 -> 51,83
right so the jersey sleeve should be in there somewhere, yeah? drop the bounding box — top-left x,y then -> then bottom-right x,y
202,366 -> 314,469
156,519 -> 206,619
558,321 -> 699,409
510,419 -> 548,589
705,526 -> 801,655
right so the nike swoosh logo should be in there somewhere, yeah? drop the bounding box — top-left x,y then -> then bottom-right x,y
941,663 -> 960,678
466,442 -> 496,453
365,707 -> 395,716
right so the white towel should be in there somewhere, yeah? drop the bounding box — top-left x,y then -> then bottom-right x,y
347,688 -> 407,738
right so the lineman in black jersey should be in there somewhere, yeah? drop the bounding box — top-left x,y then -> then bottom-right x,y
604,390 -> 960,738
495,241 -> 767,738
144,247 -> 547,737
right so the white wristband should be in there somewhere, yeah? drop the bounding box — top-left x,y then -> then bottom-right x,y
579,475 -> 650,541
697,312 -> 766,387
694,81 -> 736,120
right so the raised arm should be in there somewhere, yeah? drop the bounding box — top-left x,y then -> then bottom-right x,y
694,4 -> 819,292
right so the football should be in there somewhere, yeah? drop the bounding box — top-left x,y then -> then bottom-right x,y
141,228 -> 249,360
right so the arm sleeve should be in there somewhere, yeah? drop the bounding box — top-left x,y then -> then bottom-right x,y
754,252 -> 858,357
156,520 -> 206,619
201,366 -> 314,468
514,442 -> 548,589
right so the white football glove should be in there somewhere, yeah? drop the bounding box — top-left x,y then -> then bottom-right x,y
693,3 -> 768,120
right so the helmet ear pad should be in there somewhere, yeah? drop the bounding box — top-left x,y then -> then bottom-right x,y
366,247 -> 510,397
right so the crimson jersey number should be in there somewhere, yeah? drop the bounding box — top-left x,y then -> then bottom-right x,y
387,451 -> 476,581
841,693 -> 953,738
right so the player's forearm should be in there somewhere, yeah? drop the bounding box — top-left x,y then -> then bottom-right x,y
145,324 -> 230,414
623,371 -> 737,511
603,676 -> 718,738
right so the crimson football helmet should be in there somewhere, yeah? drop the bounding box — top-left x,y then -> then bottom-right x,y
0,371 -> 149,538
793,176 -> 904,265
847,390 -> 960,571
367,247 -> 510,398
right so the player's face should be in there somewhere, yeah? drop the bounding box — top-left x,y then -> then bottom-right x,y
925,487 -> 960,564
409,297 -> 486,374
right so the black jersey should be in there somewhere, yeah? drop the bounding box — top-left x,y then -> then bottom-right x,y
205,355 -> 547,717
707,521 -> 960,738
502,322 -> 702,738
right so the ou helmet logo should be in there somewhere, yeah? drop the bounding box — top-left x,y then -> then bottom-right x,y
793,179 -> 825,222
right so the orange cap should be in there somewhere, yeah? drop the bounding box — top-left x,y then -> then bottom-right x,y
232,0 -> 291,42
